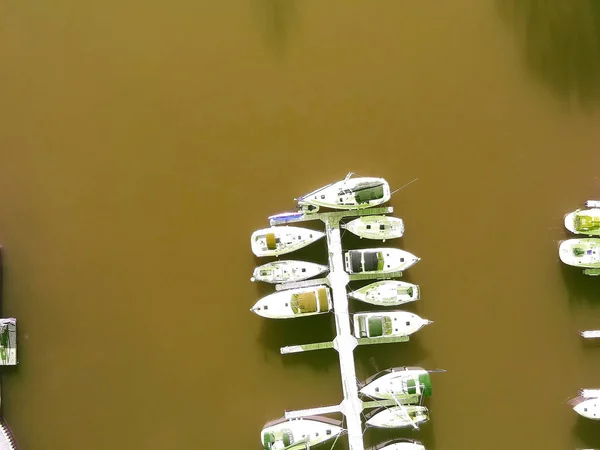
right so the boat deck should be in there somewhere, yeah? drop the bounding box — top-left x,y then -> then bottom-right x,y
270,206 -> 410,450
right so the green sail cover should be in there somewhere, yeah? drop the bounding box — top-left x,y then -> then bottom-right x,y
419,373 -> 432,396
354,185 -> 384,203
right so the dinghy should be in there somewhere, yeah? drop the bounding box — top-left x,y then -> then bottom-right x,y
365,405 -> 429,429
558,238 -> 600,276
296,173 -> 391,212
261,416 -> 344,450
251,226 -> 325,257
251,260 -> 328,284
344,248 -> 420,275
565,201 -> 600,236
352,311 -> 432,339
348,280 -> 419,306
341,215 -> 404,241
250,285 -> 332,319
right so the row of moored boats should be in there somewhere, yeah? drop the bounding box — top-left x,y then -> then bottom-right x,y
563,201 -> 600,426
250,174 -> 436,450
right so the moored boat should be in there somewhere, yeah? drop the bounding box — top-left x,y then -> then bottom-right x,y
251,260 -> 329,284
565,201 -> 600,236
250,285 -> 332,319
360,367 -> 432,402
558,238 -> 600,276
344,248 -> 420,275
251,226 -> 325,257
366,438 -> 425,450
365,405 -> 429,429
352,311 -> 432,339
348,280 -> 419,306
296,173 -> 391,212
569,390 -> 600,420
341,215 -> 404,241
261,416 -> 344,450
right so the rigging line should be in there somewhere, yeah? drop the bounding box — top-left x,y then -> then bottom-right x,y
390,177 -> 418,196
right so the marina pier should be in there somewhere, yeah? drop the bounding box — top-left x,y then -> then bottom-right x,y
268,206 -> 412,450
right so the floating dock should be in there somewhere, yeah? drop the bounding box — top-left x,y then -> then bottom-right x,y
269,206 -> 415,450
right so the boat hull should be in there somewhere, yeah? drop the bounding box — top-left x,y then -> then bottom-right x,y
365,406 -> 429,429
348,280 -> 419,306
366,438 -> 425,450
261,416 -> 344,450
251,226 -> 325,257
558,238 -> 600,269
251,260 -> 328,284
342,215 -> 404,240
344,248 -> 420,275
297,176 -> 391,211
564,209 -> 600,236
250,285 -> 332,319
352,311 -> 431,339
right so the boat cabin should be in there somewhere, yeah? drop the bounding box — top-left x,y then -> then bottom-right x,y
291,288 -> 329,315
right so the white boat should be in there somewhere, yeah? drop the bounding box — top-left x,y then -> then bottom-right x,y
569,390 -> 600,420
352,311 -> 432,339
581,330 -> 600,339
348,280 -> 419,306
296,173 -> 391,212
261,416 -> 344,450
250,285 -> 332,319
341,215 -> 404,241
558,238 -> 600,276
366,438 -> 425,450
365,405 -> 429,429
251,260 -> 328,284
360,367 -> 432,402
565,201 -> 600,236
251,226 -> 325,257
344,248 -> 420,275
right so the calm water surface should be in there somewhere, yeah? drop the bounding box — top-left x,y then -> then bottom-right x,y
2,1 -> 600,449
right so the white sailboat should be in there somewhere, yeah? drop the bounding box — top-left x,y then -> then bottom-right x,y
250,285 -> 332,319
251,226 -> 325,257
296,173 -> 391,212
348,280 -> 419,306
360,367 -> 433,402
365,405 -> 429,429
344,248 -> 420,275
341,215 -> 404,241
261,416 -> 344,450
251,260 -> 329,284
352,311 -> 432,339
569,390 -> 600,420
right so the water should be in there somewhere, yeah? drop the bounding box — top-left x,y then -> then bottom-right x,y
1,1 -> 600,449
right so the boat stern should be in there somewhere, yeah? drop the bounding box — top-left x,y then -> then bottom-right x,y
564,211 -> 578,234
